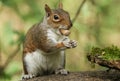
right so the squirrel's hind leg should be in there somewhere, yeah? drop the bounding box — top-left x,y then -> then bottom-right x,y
55,51 -> 69,75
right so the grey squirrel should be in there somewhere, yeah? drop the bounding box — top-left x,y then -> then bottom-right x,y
22,3 -> 77,80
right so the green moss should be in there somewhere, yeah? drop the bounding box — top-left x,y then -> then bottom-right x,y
90,45 -> 120,60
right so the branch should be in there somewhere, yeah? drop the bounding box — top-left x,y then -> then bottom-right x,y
22,71 -> 120,81
72,0 -> 86,23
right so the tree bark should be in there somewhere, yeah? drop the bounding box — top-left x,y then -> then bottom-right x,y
22,71 -> 120,81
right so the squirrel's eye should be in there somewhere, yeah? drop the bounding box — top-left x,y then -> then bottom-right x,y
54,15 -> 59,20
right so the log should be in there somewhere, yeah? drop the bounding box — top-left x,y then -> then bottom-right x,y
22,71 -> 120,81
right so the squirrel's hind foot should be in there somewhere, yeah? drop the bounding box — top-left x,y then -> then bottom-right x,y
21,74 -> 36,80
55,68 -> 69,75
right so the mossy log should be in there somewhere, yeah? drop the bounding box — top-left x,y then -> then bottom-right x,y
87,54 -> 120,71
87,46 -> 120,71
22,71 -> 120,81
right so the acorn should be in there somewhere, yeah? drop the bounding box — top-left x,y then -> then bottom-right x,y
60,29 -> 71,36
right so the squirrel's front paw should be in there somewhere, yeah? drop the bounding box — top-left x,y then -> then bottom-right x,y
62,37 -> 77,48
69,40 -> 77,48
62,38 -> 72,48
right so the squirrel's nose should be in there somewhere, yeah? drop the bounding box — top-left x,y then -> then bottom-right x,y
70,23 -> 73,27
67,22 -> 72,29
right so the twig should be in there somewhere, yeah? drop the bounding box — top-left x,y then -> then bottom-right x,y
91,0 -> 96,5
0,39 -> 1,65
2,44 -> 21,71
72,0 -> 86,23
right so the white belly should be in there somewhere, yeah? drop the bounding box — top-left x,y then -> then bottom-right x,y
24,49 -> 65,76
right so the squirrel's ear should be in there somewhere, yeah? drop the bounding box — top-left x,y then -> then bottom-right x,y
58,2 -> 63,9
45,4 -> 52,17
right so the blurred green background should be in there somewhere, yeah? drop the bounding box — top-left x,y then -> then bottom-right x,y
0,0 -> 120,81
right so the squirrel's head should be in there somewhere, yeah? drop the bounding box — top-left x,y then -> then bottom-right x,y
45,3 -> 72,36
